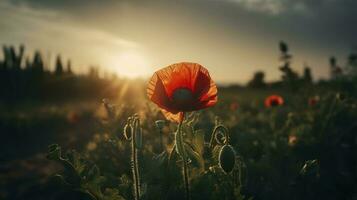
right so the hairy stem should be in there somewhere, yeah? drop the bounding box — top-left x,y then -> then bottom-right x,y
176,119 -> 190,200
159,129 -> 164,152
182,156 -> 190,200
131,120 -> 141,200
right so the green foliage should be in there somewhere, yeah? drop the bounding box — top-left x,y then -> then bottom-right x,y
47,144 -> 125,200
40,88 -> 357,200
2,43 -> 357,200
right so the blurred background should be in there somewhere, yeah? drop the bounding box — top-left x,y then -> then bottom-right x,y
0,0 -> 356,200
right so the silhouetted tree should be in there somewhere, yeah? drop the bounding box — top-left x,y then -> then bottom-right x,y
66,59 -> 73,75
0,44 -> 124,102
347,52 -> 357,77
8,46 -> 17,69
2,45 -> 11,69
32,51 -> 44,73
55,55 -> 64,76
329,56 -> 342,79
25,57 -> 31,71
1,45 -> 25,70
15,44 -> 25,69
0,47 -> 5,70
278,41 -> 299,90
303,63 -> 313,83
89,66 -> 99,78
247,71 -> 266,88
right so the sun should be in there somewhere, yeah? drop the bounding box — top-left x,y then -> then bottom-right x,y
106,51 -> 152,78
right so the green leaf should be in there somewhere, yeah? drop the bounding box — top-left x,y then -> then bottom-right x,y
47,144 -> 62,161
192,130 -> 205,156
102,188 -> 125,200
184,143 -> 205,172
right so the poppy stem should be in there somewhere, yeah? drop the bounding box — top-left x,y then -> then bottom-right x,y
159,128 -> 164,152
182,152 -> 190,200
176,113 -> 190,200
130,117 -> 141,200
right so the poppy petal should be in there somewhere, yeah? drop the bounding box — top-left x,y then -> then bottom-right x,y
192,65 -> 211,97
265,95 -> 284,107
147,62 -> 218,120
196,79 -> 218,108
161,109 -> 184,122
147,73 -> 177,112
155,62 -> 201,98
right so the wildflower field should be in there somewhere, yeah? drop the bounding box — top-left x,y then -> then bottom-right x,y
1,55 -> 356,200
1,2 -> 357,198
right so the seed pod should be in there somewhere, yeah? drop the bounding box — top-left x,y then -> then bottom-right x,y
102,98 -> 116,119
218,144 -> 236,174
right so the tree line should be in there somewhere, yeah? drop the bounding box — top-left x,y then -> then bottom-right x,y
247,41 -> 357,90
0,44 -> 118,103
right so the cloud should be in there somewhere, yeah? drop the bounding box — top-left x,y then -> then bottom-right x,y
228,0 -> 285,15
223,0 -> 339,16
0,1 -> 138,47
0,0 -> 143,74
1,0 -> 357,82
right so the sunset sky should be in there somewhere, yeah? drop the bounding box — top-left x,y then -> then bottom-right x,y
1,0 -> 356,84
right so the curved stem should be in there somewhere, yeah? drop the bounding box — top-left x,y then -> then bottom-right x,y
176,115 -> 190,200
209,125 -> 229,148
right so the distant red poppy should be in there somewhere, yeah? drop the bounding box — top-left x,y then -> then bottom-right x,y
147,62 -> 218,122
67,111 -> 80,124
308,96 -> 320,106
265,95 -> 284,107
230,102 -> 239,111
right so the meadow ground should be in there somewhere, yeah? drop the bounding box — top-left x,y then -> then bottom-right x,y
0,82 -> 356,200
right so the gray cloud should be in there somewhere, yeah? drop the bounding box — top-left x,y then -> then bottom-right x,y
1,0 -> 357,82
4,0 -> 357,54
8,0 -> 356,43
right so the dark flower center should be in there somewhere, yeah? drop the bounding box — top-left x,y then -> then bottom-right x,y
270,99 -> 279,106
172,88 -> 193,102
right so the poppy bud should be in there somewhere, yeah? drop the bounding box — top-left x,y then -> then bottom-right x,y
47,144 -> 61,160
102,98 -> 115,119
336,93 -> 346,101
155,120 -> 166,129
218,144 -> 236,174
300,159 -> 319,178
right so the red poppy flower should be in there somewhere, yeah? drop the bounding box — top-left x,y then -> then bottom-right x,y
308,96 -> 320,106
230,102 -> 239,111
265,95 -> 284,108
147,62 -> 218,122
